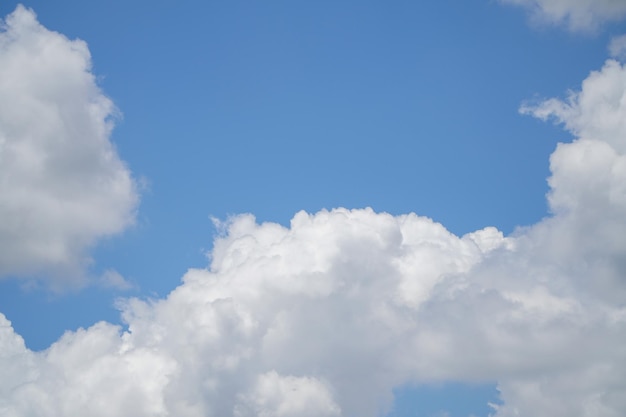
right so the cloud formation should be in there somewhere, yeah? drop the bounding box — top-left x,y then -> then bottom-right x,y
1,55 -> 626,416
0,6 -> 138,287
500,0 -> 626,31
1,5 -> 626,417
609,34 -> 626,60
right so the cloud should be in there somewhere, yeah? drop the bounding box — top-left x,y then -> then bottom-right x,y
2,61 -> 626,415
499,0 -> 626,31
0,208 -> 503,417
0,5 -> 138,288
98,269 -> 135,291
609,34 -> 626,61
1,5 -> 626,417
234,371 -> 341,417
489,58 -> 626,417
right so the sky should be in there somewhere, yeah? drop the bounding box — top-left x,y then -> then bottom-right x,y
0,0 -> 626,416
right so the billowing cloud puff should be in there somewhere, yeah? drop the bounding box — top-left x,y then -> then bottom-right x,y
234,371 -> 341,417
0,208 -> 507,417
2,5 -> 626,417
499,0 -> 626,31
2,53 -> 626,415
0,6 -> 138,287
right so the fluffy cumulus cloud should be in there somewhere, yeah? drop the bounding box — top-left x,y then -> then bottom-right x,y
1,52 -> 626,414
499,0 -> 626,31
2,5 -> 626,417
0,6 -> 138,286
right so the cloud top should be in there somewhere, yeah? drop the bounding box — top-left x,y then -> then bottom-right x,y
0,6 -> 139,287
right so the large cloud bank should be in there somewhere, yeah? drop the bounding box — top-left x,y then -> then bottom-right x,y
0,6 -> 138,286
500,0 -> 626,31
2,5 -> 626,417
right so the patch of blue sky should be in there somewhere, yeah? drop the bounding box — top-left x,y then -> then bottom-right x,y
388,382 -> 502,417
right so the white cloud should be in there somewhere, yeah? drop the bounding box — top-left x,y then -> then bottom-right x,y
1,5 -> 626,417
234,371 -> 341,417
98,269 -> 135,291
0,5 -> 138,287
488,58 -> 626,417
609,34 -> 626,61
499,0 -> 626,31
2,129 -> 626,417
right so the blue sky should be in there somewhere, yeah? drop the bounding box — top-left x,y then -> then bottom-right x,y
1,1 -> 626,416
